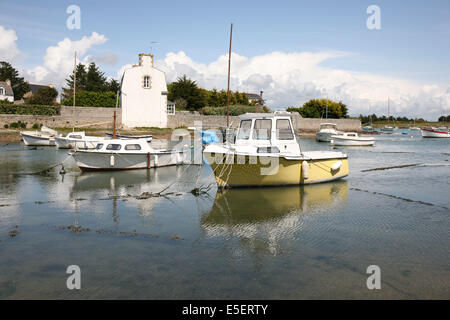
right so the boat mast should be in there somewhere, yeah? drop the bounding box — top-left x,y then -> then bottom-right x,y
326,94 -> 328,119
226,23 -> 233,128
73,51 -> 77,132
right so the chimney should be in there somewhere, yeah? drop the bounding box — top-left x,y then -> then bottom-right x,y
139,53 -> 154,67
5,79 -> 11,86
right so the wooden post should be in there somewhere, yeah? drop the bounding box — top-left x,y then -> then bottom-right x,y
112,110 -> 117,139
73,51 -> 77,132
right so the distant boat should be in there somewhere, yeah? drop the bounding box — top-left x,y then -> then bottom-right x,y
316,123 -> 339,142
105,133 -> 152,142
421,127 -> 450,138
331,132 -> 375,146
380,125 -> 394,134
362,125 -> 374,132
20,126 -> 57,146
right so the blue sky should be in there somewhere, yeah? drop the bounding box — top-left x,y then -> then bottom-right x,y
1,0 -> 450,118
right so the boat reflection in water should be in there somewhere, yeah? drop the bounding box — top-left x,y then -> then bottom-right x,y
201,181 -> 348,255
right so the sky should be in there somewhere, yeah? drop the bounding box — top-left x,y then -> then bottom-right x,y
1,0 -> 449,120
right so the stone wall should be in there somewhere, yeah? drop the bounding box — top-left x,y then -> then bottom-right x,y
0,107 -> 361,132
0,106 -> 121,129
167,111 -> 360,132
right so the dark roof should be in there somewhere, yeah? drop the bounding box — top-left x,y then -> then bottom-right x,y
28,84 -> 51,94
167,100 -> 175,105
245,93 -> 262,100
0,81 -> 14,96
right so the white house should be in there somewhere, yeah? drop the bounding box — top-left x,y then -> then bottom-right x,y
0,79 -> 14,102
121,53 -> 168,128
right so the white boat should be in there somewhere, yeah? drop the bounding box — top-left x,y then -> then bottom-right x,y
316,123 -> 339,142
421,127 -> 450,138
380,125 -> 394,134
71,138 -> 187,171
331,132 -> 375,146
20,126 -> 58,146
105,133 -> 152,142
203,112 -> 349,187
55,131 -> 104,149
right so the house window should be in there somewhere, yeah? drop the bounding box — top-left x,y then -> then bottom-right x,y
167,103 -> 175,115
143,76 -> 151,88
0,87 -> 4,96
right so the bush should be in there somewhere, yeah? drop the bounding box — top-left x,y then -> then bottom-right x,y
0,103 -> 60,115
32,123 -> 42,129
62,91 -> 119,108
202,105 -> 271,116
4,124 -> 8,129
25,87 -> 58,105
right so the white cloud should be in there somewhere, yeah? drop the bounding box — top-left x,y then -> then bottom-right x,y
0,25 -> 23,62
25,32 -> 108,88
154,51 -> 450,120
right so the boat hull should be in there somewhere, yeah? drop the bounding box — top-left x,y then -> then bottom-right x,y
331,137 -> 375,146
72,150 -> 185,171
204,153 -> 349,187
421,128 -> 450,138
20,132 -> 55,146
316,132 -> 333,142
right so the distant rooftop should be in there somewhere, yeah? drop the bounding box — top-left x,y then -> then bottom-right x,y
0,81 -> 14,96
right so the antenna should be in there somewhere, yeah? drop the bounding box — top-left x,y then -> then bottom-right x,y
226,23 -> 233,128
150,41 -> 159,53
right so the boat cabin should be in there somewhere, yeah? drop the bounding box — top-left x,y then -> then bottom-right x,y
235,112 -> 300,154
319,123 -> 337,130
94,139 -> 152,153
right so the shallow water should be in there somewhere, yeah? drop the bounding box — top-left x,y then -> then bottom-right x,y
0,130 -> 449,299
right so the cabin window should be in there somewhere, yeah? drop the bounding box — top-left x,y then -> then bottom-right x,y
70,135 -> 82,139
276,119 -> 294,140
0,87 -> 4,95
257,146 -> 280,153
106,144 -> 121,151
252,119 -> 272,140
125,144 -> 142,150
143,76 -> 151,88
237,120 -> 252,140
96,144 -> 103,150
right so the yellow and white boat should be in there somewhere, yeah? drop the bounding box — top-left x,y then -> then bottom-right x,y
203,112 -> 349,187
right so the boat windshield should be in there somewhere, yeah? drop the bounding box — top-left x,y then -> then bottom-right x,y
237,120 -> 252,140
252,119 -> 272,140
276,119 -> 294,140
320,124 -> 336,130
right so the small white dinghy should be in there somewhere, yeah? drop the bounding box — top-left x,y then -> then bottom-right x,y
71,138 -> 188,171
55,131 -> 104,149
331,132 -> 375,146
20,126 -> 58,146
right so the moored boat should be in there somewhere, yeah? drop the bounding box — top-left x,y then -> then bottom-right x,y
203,112 -> 349,187
20,126 -> 58,146
421,127 -> 450,138
55,131 -> 104,149
331,132 -> 375,146
316,123 -> 339,142
105,133 -> 153,142
71,138 -> 187,171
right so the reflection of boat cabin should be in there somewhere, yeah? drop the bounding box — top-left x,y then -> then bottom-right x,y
121,53 -> 169,128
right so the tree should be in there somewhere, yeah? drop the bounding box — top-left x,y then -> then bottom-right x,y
107,79 -> 120,93
0,61 -> 30,100
167,75 -> 207,110
62,63 -> 88,99
287,99 -> 348,118
26,87 -> 58,105
85,62 -> 108,92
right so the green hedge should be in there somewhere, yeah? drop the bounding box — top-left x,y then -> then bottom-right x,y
62,91 -> 119,108
0,104 -> 60,115
202,105 -> 271,116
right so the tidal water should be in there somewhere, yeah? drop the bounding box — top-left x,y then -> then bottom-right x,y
0,130 -> 449,299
